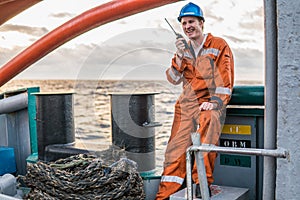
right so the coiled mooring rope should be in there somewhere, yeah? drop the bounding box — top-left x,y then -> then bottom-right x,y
18,154 -> 145,199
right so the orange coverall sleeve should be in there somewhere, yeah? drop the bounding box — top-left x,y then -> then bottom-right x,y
165,56 -> 185,85
210,44 -> 234,109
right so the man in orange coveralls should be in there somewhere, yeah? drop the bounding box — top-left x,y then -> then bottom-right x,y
156,2 -> 234,199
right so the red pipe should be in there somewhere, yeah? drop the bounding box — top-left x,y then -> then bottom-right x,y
0,0 -> 42,26
0,0 -> 179,87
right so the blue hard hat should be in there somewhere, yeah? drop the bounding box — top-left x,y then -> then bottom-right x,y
178,2 -> 205,22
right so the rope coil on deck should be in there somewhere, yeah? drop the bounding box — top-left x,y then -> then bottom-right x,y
18,154 -> 145,199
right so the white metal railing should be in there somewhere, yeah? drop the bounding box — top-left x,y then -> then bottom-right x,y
186,133 -> 289,200
0,93 -> 28,114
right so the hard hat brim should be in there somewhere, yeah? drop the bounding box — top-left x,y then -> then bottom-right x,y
177,15 -> 205,22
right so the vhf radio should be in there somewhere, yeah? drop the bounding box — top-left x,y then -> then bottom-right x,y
164,18 -> 189,49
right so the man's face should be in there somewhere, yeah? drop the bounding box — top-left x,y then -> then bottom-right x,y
181,16 -> 203,40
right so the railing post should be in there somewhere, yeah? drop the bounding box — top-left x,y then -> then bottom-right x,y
191,133 -> 210,200
186,149 -> 193,200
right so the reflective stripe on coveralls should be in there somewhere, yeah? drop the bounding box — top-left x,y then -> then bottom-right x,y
215,86 -> 231,95
167,67 -> 182,83
156,33 -> 234,200
161,175 -> 185,185
201,48 -> 220,57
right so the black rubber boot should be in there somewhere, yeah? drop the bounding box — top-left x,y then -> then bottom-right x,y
195,184 -> 212,198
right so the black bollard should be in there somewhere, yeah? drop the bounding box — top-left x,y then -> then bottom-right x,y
110,92 -> 160,173
34,92 -> 75,161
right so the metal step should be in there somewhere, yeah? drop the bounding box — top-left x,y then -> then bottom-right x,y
170,185 -> 249,200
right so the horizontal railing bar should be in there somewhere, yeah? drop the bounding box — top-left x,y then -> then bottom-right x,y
0,93 -> 28,114
188,145 -> 289,159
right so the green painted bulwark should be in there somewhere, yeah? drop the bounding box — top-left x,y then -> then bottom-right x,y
26,152 -> 38,163
226,106 -> 264,116
27,87 -> 40,154
227,85 -> 265,116
230,85 -> 264,105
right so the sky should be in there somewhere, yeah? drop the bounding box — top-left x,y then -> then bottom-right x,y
0,0 -> 264,84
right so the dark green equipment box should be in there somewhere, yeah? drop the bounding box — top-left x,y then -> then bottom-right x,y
213,86 -> 264,200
